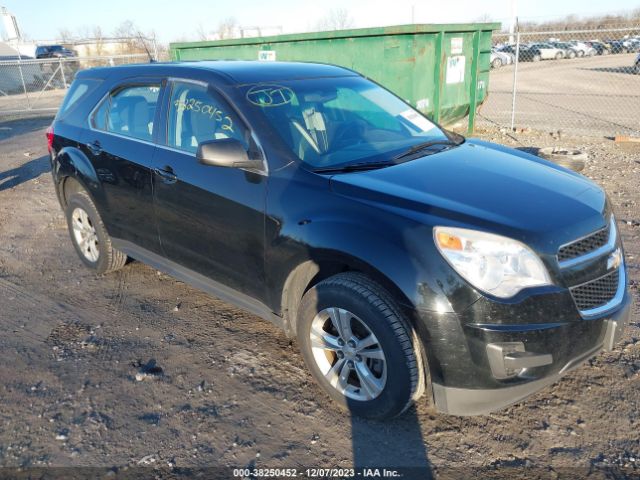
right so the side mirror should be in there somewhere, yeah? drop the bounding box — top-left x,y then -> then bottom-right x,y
196,139 -> 263,170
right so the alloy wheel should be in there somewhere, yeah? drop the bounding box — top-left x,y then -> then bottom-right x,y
71,207 -> 100,262
310,307 -> 387,401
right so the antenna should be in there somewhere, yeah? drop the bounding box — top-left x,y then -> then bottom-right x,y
137,31 -> 155,63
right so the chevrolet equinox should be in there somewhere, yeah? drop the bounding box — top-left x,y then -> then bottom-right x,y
47,61 -> 631,419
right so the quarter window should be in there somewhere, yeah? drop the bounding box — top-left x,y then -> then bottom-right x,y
167,81 -> 249,154
92,84 -> 160,142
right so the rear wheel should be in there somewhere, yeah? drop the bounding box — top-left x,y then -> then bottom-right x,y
65,190 -> 127,274
532,54 -> 541,62
555,52 -> 563,60
296,272 -> 426,419
491,58 -> 502,69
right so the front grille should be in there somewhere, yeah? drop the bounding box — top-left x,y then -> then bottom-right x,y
558,226 -> 609,262
570,270 -> 619,311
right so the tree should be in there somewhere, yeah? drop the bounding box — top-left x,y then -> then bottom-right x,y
475,13 -> 493,23
217,17 -> 238,39
315,8 -> 354,31
113,20 -> 154,58
58,28 -> 73,43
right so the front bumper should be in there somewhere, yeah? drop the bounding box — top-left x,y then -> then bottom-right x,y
428,292 -> 632,415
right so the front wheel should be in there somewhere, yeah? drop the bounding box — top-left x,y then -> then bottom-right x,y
296,273 -> 426,419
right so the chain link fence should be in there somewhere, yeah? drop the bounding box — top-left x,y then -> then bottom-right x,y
478,26 -> 640,137
0,54 -> 151,116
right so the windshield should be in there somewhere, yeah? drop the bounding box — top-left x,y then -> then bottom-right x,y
239,76 -> 451,169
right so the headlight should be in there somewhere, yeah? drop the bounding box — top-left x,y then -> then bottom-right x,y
434,226 -> 551,298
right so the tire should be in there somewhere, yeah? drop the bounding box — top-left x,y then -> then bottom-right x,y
532,54 -> 541,62
602,49 -> 610,56
537,147 -> 587,172
555,52 -> 563,60
491,58 -> 502,69
568,50 -> 576,59
296,272 -> 426,419
577,50 -> 584,57
65,190 -> 127,274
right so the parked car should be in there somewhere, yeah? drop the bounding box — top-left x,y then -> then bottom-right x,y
568,41 -> 596,57
587,40 -> 611,55
527,42 -> 566,60
490,48 -> 514,68
549,41 -> 578,59
623,38 -> 640,53
47,61 -> 631,419
609,40 -> 629,54
35,45 -> 77,59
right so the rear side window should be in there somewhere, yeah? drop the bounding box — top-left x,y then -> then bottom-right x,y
57,79 -> 99,119
92,84 -> 160,142
166,81 -> 249,154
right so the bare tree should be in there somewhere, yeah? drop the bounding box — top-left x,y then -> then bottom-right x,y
315,8 -> 354,31
196,23 -> 211,41
113,20 -> 155,58
475,13 -> 494,23
92,26 -> 105,56
217,17 -> 238,39
58,28 -> 74,43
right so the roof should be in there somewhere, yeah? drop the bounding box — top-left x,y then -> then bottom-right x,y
78,60 -> 359,85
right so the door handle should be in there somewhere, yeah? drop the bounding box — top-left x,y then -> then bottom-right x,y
154,166 -> 178,184
86,140 -> 102,155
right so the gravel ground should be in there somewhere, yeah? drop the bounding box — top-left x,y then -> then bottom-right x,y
0,116 -> 638,479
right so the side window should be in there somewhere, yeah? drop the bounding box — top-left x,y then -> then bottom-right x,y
92,84 -> 160,141
167,81 -> 249,154
92,97 -> 109,130
57,78 -> 99,120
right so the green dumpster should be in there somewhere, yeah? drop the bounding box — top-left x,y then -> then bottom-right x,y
170,23 -> 499,133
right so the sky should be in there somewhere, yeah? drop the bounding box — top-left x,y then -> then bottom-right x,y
2,0 -> 638,44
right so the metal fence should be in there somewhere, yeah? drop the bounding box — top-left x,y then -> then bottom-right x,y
477,26 -> 640,137
0,54 -> 151,116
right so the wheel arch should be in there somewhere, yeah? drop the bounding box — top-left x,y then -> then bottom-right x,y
53,146 -> 100,209
280,252 -> 416,339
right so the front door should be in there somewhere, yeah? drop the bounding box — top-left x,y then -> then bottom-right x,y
152,79 -> 267,303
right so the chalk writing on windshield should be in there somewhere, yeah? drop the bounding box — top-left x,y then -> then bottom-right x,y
246,85 -> 295,107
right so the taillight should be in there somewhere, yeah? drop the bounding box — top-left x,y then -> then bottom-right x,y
46,125 -> 54,152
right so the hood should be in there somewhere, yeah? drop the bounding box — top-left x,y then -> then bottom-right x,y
330,140 -> 606,251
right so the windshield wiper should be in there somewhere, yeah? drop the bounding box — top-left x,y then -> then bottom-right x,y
392,139 -> 461,161
313,161 -> 397,174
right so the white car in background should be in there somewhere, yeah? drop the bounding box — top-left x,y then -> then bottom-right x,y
568,41 -> 597,57
490,48 -> 514,68
527,43 -> 566,60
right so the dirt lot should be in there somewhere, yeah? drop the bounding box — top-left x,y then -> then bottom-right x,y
479,52 -> 640,137
0,116 -> 639,479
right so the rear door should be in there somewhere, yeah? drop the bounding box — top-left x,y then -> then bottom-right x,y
83,79 -> 164,254
152,78 -> 268,302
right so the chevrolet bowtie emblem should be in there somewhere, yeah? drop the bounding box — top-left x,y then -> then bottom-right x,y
607,248 -> 622,271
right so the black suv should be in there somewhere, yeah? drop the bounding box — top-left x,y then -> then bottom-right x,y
48,61 -> 631,419
36,45 -> 76,59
